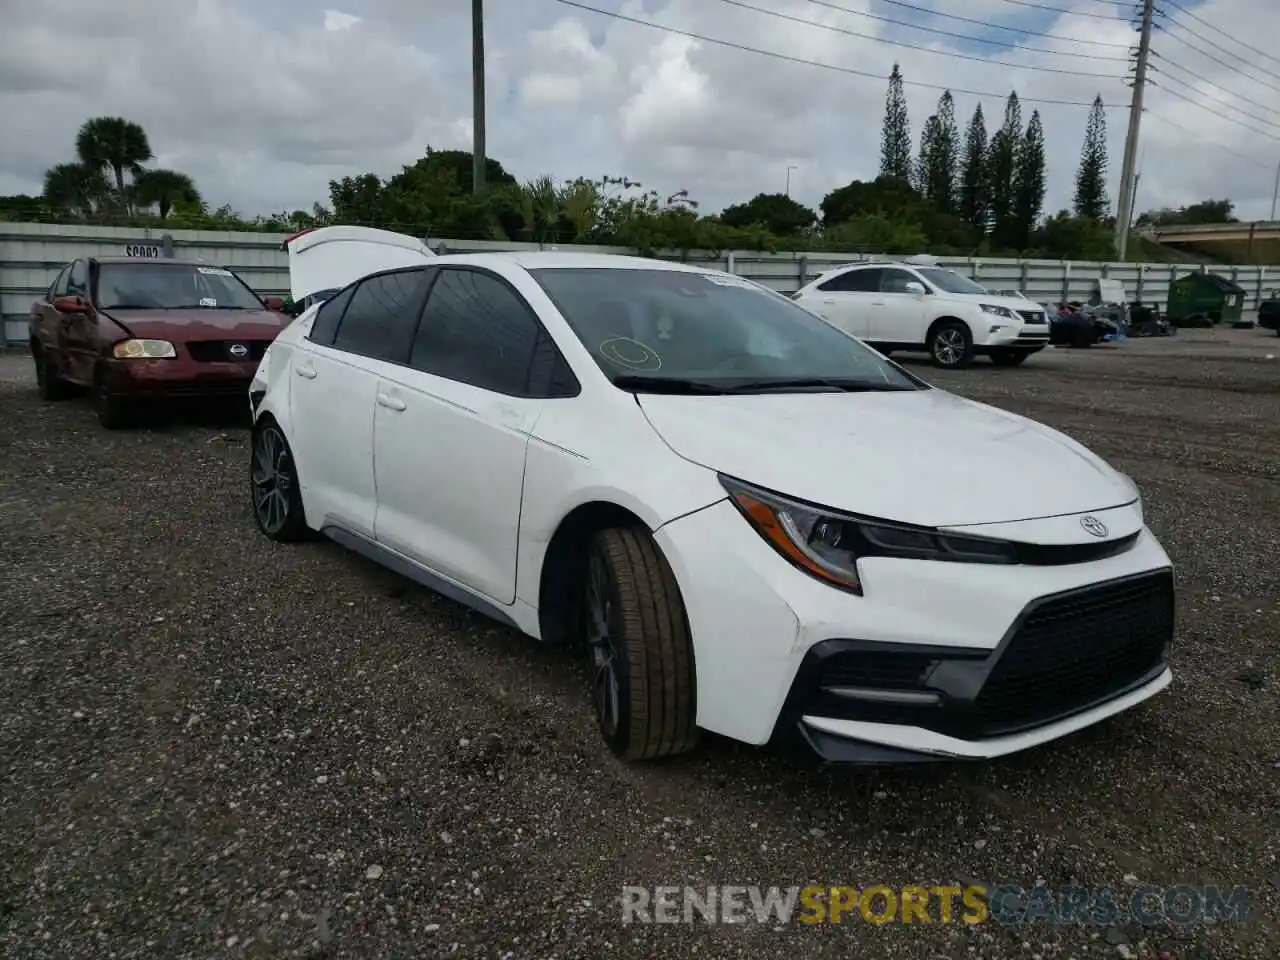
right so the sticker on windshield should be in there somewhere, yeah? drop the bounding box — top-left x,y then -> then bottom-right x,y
599,337 -> 662,371
196,266 -> 233,277
703,273 -> 756,288
199,297 -> 217,307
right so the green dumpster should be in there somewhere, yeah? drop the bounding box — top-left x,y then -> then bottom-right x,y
1166,272 -> 1247,328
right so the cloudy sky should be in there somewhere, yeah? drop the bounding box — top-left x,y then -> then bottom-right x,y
2,0 -> 1278,226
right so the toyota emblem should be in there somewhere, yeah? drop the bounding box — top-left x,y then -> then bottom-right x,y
1079,515 -> 1109,538
228,343 -> 249,359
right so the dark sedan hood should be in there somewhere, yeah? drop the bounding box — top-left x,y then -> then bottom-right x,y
103,308 -> 291,341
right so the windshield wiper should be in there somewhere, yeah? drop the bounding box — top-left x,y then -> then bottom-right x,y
722,377 -> 916,393
611,375 -> 733,395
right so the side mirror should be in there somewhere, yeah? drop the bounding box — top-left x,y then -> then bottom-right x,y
52,295 -> 88,313
904,282 -> 926,297
263,296 -> 285,312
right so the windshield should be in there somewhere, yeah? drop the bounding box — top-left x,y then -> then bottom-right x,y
530,267 -> 922,392
95,263 -> 264,311
915,268 -> 987,296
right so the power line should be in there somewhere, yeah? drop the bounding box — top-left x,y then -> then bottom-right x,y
987,0 -> 1128,18
798,0 -> 1128,60
717,0 -> 1124,78
1152,60 -> 1280,130
1155,82 -> 1280,142
850,0 -> 1131,47
1164,0 -> 1280,73
1145,108 -> 1275,170
549,0 -> 1119,106
1159,12 -> 1280,89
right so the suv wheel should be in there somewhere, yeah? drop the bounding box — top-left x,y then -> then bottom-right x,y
582,527 -> 698,760
928,321 -> 974,369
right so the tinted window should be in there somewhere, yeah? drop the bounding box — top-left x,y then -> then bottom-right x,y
94,262 -> 262,310
915,267 -> 986,295
332,269 -> 432,363
880,268 -> 919,293
308,285 -> 355,345
67,260 -> 87,295
818,268 -> 881,293
531,268 -> 919,390
409,268 -> 545,396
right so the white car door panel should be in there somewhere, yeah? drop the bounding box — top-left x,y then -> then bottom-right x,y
288,343 -> 380,536
804,267 -> 882,339
870,268 -> 928,344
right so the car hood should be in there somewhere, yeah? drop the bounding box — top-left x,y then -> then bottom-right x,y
637,389 -> 1133,527
103,308 -> 292,341
284,225 -> 436,300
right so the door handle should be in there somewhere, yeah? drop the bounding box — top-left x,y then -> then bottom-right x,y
871,300 -> 886,306
377,392 -> 407,411
822,298 -> 836,304
295,364 -> 317,379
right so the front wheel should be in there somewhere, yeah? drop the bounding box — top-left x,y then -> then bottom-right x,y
93,370 -> 133,429
990,349 -> 1030,367
582,527 -> 698,761
928,321 -> 974,369
250,420 -> 313,541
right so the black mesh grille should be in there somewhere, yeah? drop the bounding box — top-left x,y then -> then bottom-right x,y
975,572 -> 1173,732
819,650 -> 941,691
186,340 -> 270,362
1018,309 -> 1046,323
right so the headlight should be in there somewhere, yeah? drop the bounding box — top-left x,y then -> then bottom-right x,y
112,339 -> 176,359
720,476 -> 1016,595
980,304 -> 1015,318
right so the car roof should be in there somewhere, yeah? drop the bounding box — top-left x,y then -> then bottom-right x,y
427,251 -> 714,273
91,256 -> 207,266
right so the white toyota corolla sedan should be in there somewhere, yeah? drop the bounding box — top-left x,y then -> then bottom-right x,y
248,250 -> 1175,763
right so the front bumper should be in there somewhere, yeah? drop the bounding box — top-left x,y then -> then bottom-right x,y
976,322 -> 1050,351
101,357 -> 257,400
654,499 -> 1174,762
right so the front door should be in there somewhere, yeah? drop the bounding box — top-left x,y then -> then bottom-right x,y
868,267 -> 929,344
372,266 -> 548,604
58,259 -> 97,383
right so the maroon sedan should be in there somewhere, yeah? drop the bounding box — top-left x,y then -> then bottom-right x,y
28,256 -> 290,428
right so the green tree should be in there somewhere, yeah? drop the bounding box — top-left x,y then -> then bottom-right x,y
1135,198 -> 1236,227
133,168 -> 202,219
987,92 -> 1022,250
917,91 -> 959,214
914,114 -> 939,196
959,104 -> 989,234
719,192 -> 816,236
1074,95 -> 1110,220
1013,110 -> 1047,249
1031,209 -> 1116,261
42,162 -> 110,218
879,63 -> 912,183
74,117 -> 153,210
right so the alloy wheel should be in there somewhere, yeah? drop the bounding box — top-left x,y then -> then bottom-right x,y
934,328 -> 965,366
252,425 -> 294,535
585,553 -> 621,737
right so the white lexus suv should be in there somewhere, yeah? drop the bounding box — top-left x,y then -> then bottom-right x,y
792,261 -> 1050,368
248,248 -> 1174,764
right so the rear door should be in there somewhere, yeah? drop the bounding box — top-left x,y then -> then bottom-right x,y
803,268 -> 880,338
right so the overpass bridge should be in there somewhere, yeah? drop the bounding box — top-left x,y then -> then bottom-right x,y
1142,222 -> 1280,265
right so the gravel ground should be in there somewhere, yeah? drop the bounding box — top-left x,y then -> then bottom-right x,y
1,328 -> 1277,960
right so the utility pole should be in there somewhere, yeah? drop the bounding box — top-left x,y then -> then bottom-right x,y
785,165 -> 797,197
1115,0 -> 1156,260
471,0 -> 486,195
1271,156 -> 1279,221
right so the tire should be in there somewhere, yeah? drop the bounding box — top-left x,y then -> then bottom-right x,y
250,419 -> 313,542
927,321 -> 974,369
1070,328 -> 1093,349
990,349 -> 1029,367
582,527 -> 698,760
33,344 -> 71,401
93,369 -> 133,429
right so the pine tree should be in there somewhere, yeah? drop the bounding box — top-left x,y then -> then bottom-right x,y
933,91 -> 960,215
1074,94 -> 1110,220
915,114 -> 941,197
879,63 -> 912,183
1014,110 -> 1047,249
986,92 -> 1022,250
959,104 -> 989,234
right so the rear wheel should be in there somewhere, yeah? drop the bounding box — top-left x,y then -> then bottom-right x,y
582,527 -> 698,760
927,321 -> 974,369
250,420 -> 313,541
33,345 -> 71,401
990,349 -> 1030,367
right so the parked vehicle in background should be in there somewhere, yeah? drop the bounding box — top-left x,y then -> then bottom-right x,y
791,261 -> 1049,368
248,250 -> 1174,764
28,257 -> 291,428
1258,295 -> 1280,335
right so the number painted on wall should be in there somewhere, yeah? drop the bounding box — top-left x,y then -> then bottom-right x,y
125,244 -> 160,257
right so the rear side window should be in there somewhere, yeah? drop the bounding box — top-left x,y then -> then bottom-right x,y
818,268 -> 881,293
308,285 -> 355,345
331,268 -> 433,363
67,260 -> 87,295
409,268 -> 550,396
48,265 -> 71,300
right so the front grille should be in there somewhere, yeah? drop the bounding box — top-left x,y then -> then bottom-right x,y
1013,335 -> 1050,346
186,340 -> 270,362
975,571 -> 1173,733
1018,309 -> 1046,323
1012,531 -> 1139,565
819,649 -> 941,690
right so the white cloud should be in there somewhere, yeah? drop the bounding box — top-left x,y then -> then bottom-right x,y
1,0 -> 1277,222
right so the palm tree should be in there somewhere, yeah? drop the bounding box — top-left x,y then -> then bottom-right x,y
133,168 -> 202,219
42,162 -> 110,218
75,117 -> 154,210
